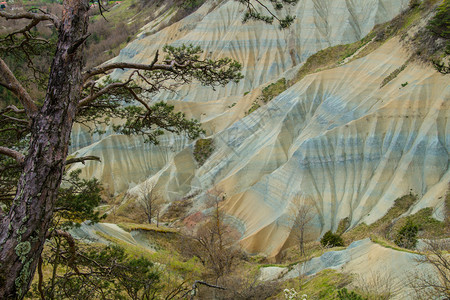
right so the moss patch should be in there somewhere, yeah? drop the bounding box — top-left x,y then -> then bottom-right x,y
193,138 -> 214,166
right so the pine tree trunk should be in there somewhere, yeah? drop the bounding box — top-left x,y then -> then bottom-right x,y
0,0 -> 89,298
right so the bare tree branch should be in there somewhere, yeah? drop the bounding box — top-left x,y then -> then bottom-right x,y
0,10 -> 60,28
183,280 -> 226,300
3,105 -> 25,114
0,58 -> 37,118
52,230 -> 80,275
0,146 -> 25,164
65,156 -> 101,166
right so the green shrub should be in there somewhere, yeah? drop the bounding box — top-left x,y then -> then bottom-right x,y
428,0 -> 450,55
320,231 -> 344,247
193,138 -> 214,166
409,0 -> 420,9
394,219 -> 418,249
432,59 -> 450,74
337,288 -> 367,300
245,100 -> 261,115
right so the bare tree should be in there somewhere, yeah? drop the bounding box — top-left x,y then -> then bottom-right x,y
409,239 -> 450,299
138,181 -> 162,225
290,194 -> 315,256
181,188 -> 239,284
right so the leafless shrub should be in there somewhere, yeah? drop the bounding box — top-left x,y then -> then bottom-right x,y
217,275 -> 281,300
292,194 -> 315,256
289,194 -> 316,257
138,180 -> 163,226
354,271 -> 402,300
409,239 -> 450,299
180,188 -> 240,283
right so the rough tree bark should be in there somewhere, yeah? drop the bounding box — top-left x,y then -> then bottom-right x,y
0,0 -> 90,297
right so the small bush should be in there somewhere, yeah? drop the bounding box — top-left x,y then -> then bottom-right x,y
337,288 -> 367,300
394,219 -> 418,249
433,59 -> 450,74
320,231 -> 344,247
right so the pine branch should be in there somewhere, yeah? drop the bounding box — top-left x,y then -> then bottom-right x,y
78,81 -> 131,108
82,61 -> 180,83
0,10 -> 60,29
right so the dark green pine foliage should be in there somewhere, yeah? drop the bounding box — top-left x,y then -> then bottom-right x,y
427,0 -> 450,40
31,245 -> 161,300
239,0 -> 298,28
320,230 -> 344,247
337,288 -> 367,300
394,219 -> 419,249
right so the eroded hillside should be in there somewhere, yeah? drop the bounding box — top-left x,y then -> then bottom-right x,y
69,0 -> 449,256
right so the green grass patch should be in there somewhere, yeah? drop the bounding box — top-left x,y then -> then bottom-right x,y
402,6 -> 422,30
343,192 -> 448,252
393,207 -> 448,238
118,222 -> 178,233
245,78 -> 287,115
291,32 -> 376,85
260,78 -> 287,103
370,235 -> 417,254
372,194 -> 417,227
343,194 -> 417,243
96,230 -> 154,258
